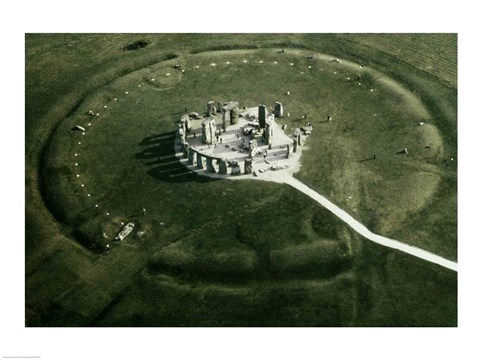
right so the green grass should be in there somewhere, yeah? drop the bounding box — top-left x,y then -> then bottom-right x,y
26,34 -> 457,327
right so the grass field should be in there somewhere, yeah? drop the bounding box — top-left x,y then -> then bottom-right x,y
25,34 -> 457,327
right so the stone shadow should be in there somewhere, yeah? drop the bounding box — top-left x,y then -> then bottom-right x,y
135,130 -> 219,184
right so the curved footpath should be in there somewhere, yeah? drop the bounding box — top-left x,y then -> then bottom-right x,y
240,171 -> 458,272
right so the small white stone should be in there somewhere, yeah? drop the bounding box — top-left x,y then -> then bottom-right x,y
181,69 -> 185,73
74,153 -> 78,156
210,63 -> 216,66
259,60 -> 263,63
114,98 -> 118,101
106,212 -> 110,216
88,123 -> 91,126
81,184 -> 84,187
78,142 -> 81,145
151,78 -> 155,81
290,63 -> 294,66
334,72 -> 337,74
138,84 -> 141,87
358,82 -> 362,85
195,65 -> 199,68
82,132 -> 85,135
96,113 -> 99,116
166,73 -> 171,76
75,163 -> 78,166
243,60 -> 248,63
76,174 -> 80,177
87,194 -> 91,197
273,61 -> 277,64
95,204 -> 99,207
125,91 -> 129,94
370,89 -> 374,92
308,66 -> 312,69
226,61 -> 230,64
104,105 -> 107,108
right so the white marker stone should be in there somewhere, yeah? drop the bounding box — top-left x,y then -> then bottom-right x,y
96,113 -> 99,116
81,184 -> 84,187
125,91 -> 129,94
104,105 -> 108,108
138,84 -> 142,87
370,89 -> 374,92
75,163 -> 78,166
243,60 -> 248,63
106,212 -> 110,216
166,73 -> 171,76
259,60 -> 263,63
95,204 -> 99,207
88,123 -> 91,126
76,174 -> 80,177
273,61 -> 278,64
290,63 -> 294,66
114,98 -> 118,101
151,79 -> 155,81
226,61 -> 230,64
74,153 -> 78,156
87,194 -> 91,197
78,142 -> 81,144
308,66 -> 312,69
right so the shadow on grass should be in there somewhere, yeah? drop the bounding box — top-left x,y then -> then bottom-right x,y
135,130 -> 220,184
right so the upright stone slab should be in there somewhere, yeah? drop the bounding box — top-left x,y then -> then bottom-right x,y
231,162 -> 241,176
206,157 -> 216,173
230,108 -> 238,125
196,152 -> 204,169
222,109 -> 228,131
188,149 -> 196,165
207,101 -> 217,116
258,104 -> 267,128
218,159 -> 228,174
201,118 -> 216,144
274,101 -> 284,117
244,158 -> 253,174
265,117 -> 274,145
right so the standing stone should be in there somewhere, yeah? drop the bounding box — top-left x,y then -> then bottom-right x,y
286,144 -> 290,158
218,159 -> 228,174
230,108 -> 239,125
258,104 -> 267,128
201,118 -> 216,144
177,126 -> 186,142
244,158 -> 253,174
231,161 -> 241,176
297,134 -> 302,146
265,116 -> 274,145
196,152 -> 204,169
293,138 -> 298,153
188,149 -> 196,165
207,101 -> 217,116
274,101 -> 284,117
206,157 -> 216,173
222,109 -> 228,131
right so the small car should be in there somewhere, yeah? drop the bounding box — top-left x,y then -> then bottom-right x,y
115,223 -> 135,241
